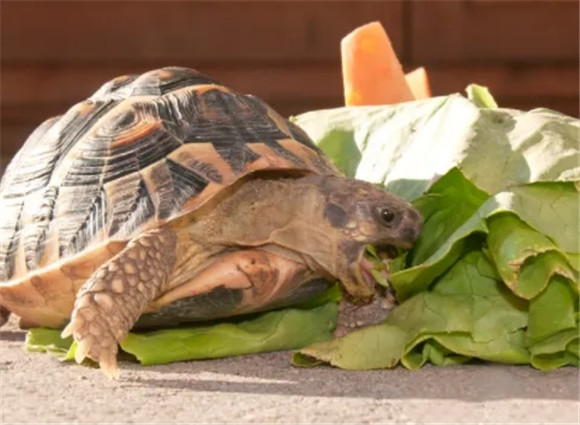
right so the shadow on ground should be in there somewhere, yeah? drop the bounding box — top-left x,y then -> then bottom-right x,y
120,351 -> 578,402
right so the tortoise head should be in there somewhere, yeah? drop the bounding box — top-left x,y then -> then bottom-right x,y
302,175 -> 423,300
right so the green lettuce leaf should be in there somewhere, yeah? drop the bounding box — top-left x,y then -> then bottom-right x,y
487,213 -> 578,299
526,276 -> 579,370
25,328 -> 74,359
466,84 -> 498,108
26,302 -> 338,366
391,182 -> 579,301
410,167 -> 490,266
529,328 -> 579,371
122,303 -> 338,365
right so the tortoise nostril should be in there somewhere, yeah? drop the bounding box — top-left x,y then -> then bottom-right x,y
407,209 -> 420,222
400,227 -> 417,242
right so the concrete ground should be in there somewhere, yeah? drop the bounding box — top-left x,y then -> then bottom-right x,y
1,317 -> 578,424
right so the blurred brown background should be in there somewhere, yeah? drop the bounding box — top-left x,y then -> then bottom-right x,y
1,0 -> 578,169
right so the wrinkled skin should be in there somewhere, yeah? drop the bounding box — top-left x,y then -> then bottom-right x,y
182,175 -> 423,300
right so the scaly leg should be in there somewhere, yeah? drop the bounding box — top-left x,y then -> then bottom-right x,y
334,289 -> 398,338
61,226 -> 177,378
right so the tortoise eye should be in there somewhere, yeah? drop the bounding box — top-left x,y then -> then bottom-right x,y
379,208 -> 396,226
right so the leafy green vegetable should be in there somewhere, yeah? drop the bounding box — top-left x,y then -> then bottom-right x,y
527,276 -> 577,343
294,87 -> 579,371
294,251 -> 530,369
292,93 -> 579,200
529,328 -> 579,371
466,84 -> 498,108
365,245 -> 390,287
122,303 -> 338,365
26,302 -> 338,366
487,213 -> 578,299
25,328 -> 73,359
409,167 -> 490,266
390,182 -> 579,301
317,129 -> 362,179
527,275 -> 579,370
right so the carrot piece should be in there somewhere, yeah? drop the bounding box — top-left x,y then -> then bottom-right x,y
405,67 -> 432,99
341,21 -> 414,106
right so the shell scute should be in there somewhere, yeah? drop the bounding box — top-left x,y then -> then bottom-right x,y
130,67 -> 221,97
90,74 -> 138,101
0,66 -> 338,284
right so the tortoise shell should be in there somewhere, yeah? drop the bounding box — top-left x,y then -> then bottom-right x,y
0,66 -> 339,286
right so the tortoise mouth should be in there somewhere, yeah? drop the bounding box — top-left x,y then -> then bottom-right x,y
348,245 -> 399,299
359,245 -> 398,288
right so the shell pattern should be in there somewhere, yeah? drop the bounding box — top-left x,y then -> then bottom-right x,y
0,67 -> 338,283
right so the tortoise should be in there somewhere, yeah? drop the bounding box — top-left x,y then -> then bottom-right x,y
0,67 -> 422,377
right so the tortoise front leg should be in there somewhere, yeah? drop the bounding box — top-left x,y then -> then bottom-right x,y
61,226 -> 177,378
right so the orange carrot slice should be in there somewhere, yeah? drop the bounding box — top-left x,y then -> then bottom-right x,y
405,67 -> 432,99
341,21 -> 414,106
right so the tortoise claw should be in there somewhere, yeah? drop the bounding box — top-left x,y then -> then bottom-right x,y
97,351 -> 120,380
60,315 -> 83,339
73,335 -> 92,364
62,308 -> 120,379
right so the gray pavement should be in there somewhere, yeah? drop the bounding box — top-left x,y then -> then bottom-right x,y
1,318 -> 578,424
